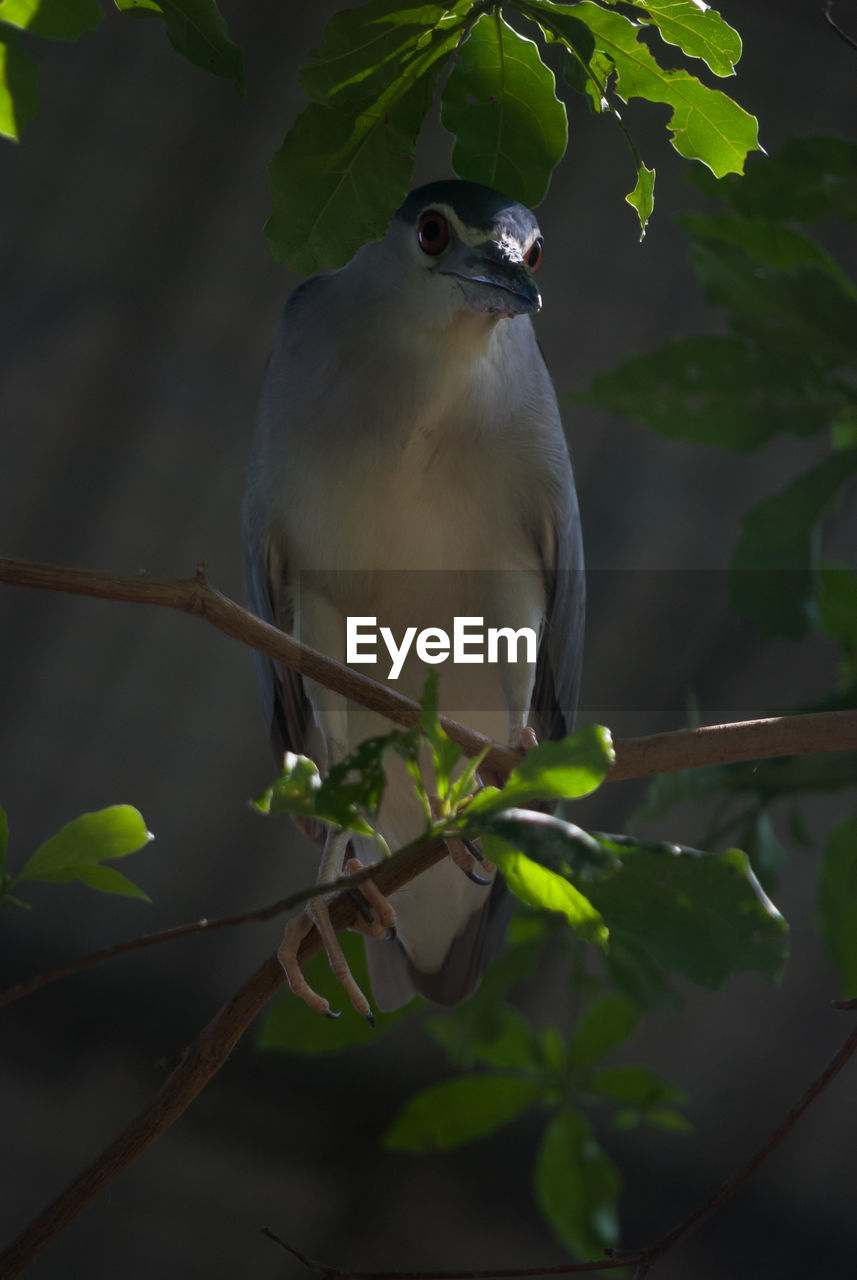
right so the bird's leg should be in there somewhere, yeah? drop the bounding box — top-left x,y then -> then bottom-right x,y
277,829 -> 393,1022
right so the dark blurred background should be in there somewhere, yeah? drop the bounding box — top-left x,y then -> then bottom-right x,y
1,2 -> 856,1276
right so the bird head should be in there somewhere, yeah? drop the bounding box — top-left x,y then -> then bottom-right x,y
358,180 -> 543,327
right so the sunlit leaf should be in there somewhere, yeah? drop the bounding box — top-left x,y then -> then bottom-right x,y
626,161 -> 655,238
557,1 -> 760,176
624,0 -> 742,77
0,27 -> 37,140
464,725 -> 614,817
384,1073 -> 543,1150
482,836 -> 608,944
13,806 -> 153,900
0,0 -> 101,39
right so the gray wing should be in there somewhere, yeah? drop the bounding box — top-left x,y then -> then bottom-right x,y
531,374 -> 586,742
242,283 -> 329,764
241,507 -> 312,762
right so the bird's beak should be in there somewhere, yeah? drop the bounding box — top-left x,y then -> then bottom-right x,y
438,241 -> 542,317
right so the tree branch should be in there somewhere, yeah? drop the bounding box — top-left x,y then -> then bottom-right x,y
1,557 -> 854,782
0,857 -> 401,1010
0,835 -> 450,1278
2,557 -> 855,1274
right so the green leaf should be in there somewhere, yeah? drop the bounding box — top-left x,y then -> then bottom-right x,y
384,1073 -> 543,1150
482,836 -> 608,944
588,841 -> 789,988
606,931 -> 680,1010
427,1003 -> 541,1072
53,863 -> 152,901
0,27 -> 37,140
418,672 -> 461,802
578,333 -> 843,451
559,1 -> 760,176
267,13 -> 461,273
588,1064 -> 685,1107
253,734 -> 421,838
676,212 -> 857,296
817,562 -> 857,646
535,1106 -> 621,1258
691,135 -> 857,224
13,806 -> 153,900
464,725 -> 614,817
473,810 -> 617,881
441,10 -> 568,207
624,0 -> 742,77
569,993 -> 637,1069
300,0 -> 464,106
818,815 -> 857,1000
833,406 -> 857,452
0,0 -> 101,40
688,240 -> 857,367
115,0 -> 244,94
732,449 -> 857,639
252,752 -> 322,820
626,161 -> 655,238
16,806 -> 152,878
258,931 -> 411,1052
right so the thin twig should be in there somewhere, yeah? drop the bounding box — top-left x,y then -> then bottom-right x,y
2,558 -> 856,1274
0,860 -> 393,1010
0,835 -> 450,1279
1,557 -> 855,783
261,1021 -> 857,1280
824,1 -> 857,51
261,1225 -> 636,1276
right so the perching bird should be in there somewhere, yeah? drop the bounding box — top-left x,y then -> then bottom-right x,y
243,180 -> 584,1019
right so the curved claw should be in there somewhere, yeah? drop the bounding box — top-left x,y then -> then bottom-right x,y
465,868 -> 492,886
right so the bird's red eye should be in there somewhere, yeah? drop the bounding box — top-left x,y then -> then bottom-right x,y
417,211 -> 450,255
526,238 -> 543,272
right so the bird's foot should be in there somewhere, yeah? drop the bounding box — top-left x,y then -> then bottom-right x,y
343,857 -> 396,940
277,862 -> 395,1023
510,724 -> 539,753
430,796 -> 494,885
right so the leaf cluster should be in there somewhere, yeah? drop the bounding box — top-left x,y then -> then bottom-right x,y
267,0 -> 760,268
1,1 -> 759,263
256,679 -> 788,1255
0,0 -> 242,141
583,134 -> 857,1001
